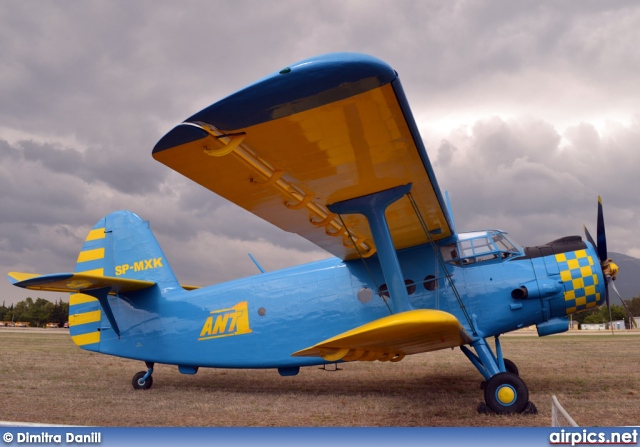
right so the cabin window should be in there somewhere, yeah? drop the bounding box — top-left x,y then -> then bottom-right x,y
405,279 -> 416,295
378,280 -> 416,298
424,275 -> 438,291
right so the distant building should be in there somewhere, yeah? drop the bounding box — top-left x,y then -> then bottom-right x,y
580,323 -> 606,330
606,320 -> 626,330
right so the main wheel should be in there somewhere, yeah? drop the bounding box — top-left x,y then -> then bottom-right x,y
483,372 -> 529,414
132,371 -> 153,390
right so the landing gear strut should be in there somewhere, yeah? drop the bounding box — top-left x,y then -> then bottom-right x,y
132,362 -> 154,390
461,337 -> 537,414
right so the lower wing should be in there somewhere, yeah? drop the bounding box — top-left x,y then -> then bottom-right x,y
292,309 -> 471,362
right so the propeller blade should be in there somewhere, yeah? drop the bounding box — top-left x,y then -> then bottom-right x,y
605,275 -> 613,334
596,196 -> 607,261
610,279 -> 622,301
583,225 -> 598,259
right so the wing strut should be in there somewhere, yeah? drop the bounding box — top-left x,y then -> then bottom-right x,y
328,184 -> 414,314
406,192 -> 477,336
336,213 -> 393,314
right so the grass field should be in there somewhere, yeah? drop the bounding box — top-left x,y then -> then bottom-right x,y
1,329 -> 638,427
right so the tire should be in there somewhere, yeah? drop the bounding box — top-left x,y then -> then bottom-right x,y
132,371 -> 153,390
503,358 -> 519,376
483,372 -> 529,414
480,358 -> 517,388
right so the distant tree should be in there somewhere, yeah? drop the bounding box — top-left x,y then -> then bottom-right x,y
4,297 -> 69,327
573,308 -> 594,326
581,304 -> 625,325
3,304 -> 15,322
625,296 -> 640,317
50,299 -> 69,326
13,299 -> 29,322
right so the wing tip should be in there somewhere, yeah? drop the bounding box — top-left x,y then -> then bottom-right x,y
152,123 -> 209,156
8,272 -> 46,286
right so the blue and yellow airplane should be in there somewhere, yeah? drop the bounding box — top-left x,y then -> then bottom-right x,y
8,53 -> 620,414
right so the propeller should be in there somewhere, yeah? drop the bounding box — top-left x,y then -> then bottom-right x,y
584,196 -> 620,329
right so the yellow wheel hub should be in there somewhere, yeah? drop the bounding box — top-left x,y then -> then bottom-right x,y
497,386 -> 516,405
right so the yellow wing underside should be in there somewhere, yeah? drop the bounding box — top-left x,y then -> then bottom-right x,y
153,84 -> 452,260
292,309 -> 470,363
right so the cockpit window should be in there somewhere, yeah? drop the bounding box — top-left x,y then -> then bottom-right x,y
492,233 -> 518,253
440,231 -> 521,266
472,237 -> 493,254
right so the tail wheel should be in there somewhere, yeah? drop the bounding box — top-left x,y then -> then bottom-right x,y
484,372 -> 529,414
132,371 -> 153,390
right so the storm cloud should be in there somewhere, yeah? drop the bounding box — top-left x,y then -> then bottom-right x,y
2,0 -> 639,304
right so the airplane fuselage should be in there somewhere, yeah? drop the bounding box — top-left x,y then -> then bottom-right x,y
82,233 -> 603,373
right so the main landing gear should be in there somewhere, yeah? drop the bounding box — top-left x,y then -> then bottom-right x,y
461,337 -> 538,415
132,362 -> 154,390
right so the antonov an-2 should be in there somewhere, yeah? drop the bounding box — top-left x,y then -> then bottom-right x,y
9,53 -> 619,414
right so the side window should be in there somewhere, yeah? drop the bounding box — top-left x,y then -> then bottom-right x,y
440,244 -> 459,262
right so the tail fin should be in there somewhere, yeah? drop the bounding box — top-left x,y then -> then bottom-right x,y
74,210 -> 179,285
68,210 -> 180,350
9,211 -> 184,351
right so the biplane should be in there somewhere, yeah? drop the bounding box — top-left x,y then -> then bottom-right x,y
8,53 -> 619,414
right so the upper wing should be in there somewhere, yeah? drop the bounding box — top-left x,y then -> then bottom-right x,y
153,53 -> 453,260
292,309 -> 471,362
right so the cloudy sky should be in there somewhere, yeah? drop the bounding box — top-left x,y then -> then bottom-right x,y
2,1 -> 639,305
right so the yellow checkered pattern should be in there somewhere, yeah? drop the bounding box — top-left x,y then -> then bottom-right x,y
555,249 -> 600,314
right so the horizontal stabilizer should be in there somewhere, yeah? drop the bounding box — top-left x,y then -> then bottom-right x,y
292,309 -> 471,362
7,271 -> 156,294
